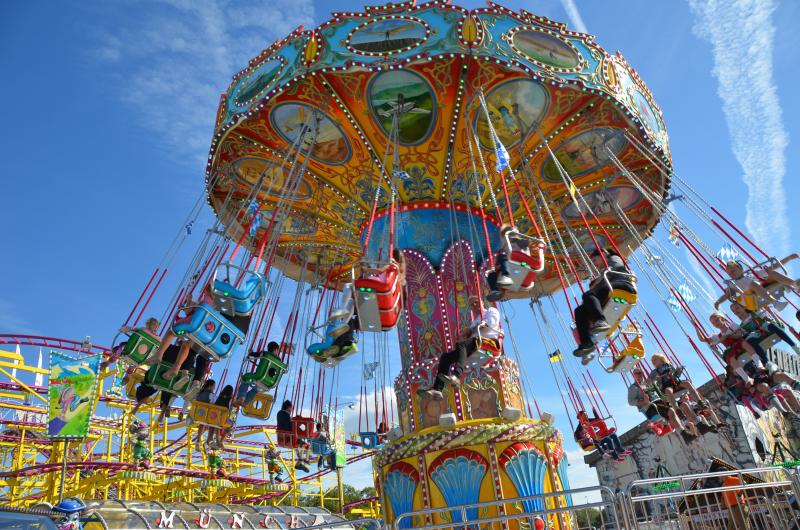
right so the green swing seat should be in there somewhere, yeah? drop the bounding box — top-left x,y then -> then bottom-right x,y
241,353 -> 287,391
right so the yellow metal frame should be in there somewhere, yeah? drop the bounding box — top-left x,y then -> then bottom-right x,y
0,350 -> 348,511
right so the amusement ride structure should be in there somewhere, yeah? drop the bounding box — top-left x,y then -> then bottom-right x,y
3,1 -> 800,529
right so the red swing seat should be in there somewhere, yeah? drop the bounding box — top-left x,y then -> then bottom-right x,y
276,415 -> 317,448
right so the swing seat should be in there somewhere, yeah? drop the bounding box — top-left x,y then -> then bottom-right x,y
171,303 -> 245,361
353,264 -> 402,331
241,392 -> 274,419
276,416 -> 316,448
758,333 -> 782,352
242,353 -> 287,391
310,438 -> 334,455
144,362 -> 194,395
211,262 -> 266,317
606,336 -> 644,374
125,368 -> 147,400
359,432 -> 383,450
190,401 -> 233,429
577,438 -> 596,452
649,420 -> 673,437
599,289 -> 638,337
213,276 -> 263,317
119,330 -> 161,366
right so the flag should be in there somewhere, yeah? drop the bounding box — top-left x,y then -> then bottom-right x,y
716,244 -> 740,263
668,223 -> 680,247
363,361 -> 379,381
666,294 -> 682,312
677,282 -> 696,303
495,141 -> 510,172
548,350 -> 562,363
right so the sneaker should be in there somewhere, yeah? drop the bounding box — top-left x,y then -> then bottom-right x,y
615,457 -> 626,463
572,343 -> 594,357
590,320 -> 611,334
294,463 -> 310,473
438,373 -> 460,387
497,275 -> 513,287
173,370 -> 191,389
622,449 -> 633,455
487,290 -> 504,302
416,388 -> 444,400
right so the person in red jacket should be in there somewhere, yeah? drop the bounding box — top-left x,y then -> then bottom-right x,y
576,410 -> 631,462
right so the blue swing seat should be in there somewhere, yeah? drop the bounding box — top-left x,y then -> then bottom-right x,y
310,438 -> 334,456
359,432 -> 383,450
213,275 -> 263,317
172,303 -> 245,361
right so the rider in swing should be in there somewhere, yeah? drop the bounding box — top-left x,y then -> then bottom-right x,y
573,248 -> 637,359
417,295 -> 502,400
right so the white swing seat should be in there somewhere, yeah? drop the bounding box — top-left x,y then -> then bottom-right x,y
759,333 -> 782,352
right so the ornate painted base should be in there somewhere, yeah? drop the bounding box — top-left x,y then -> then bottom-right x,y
374,418 -> 570,528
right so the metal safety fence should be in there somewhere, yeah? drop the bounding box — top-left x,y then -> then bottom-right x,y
621,465 -> 800,530
289,465 -> 800,530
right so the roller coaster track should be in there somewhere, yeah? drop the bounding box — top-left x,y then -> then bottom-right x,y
0,334 -> 378,502
0,334 -> 110,356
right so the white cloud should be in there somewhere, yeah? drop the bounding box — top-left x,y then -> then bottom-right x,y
559,0 -> 589,34
90,0 -> 315,167
0,299 -> 38,336
563,449 -> 602,502
687,0 -> 789,256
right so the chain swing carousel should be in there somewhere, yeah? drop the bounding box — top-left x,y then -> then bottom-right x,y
16,1 -> 800,529
204,1 -> 670,526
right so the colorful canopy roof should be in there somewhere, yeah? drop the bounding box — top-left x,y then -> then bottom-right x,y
206,1 -> 671,293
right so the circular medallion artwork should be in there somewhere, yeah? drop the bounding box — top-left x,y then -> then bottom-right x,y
262,210 -> 318,236
233,58 -> 283,107
561,186 -> 643,219
300,246 -> 353,267
511,29 -> 581,70
631,89 -> 662,134
475,78 -> 548,149
542,128 -> 627,182
569,232 -> 609,253
232,158 -> 313,201
369,70 -> 435,144
270,103 -> 350,165
348,18 -> 428,54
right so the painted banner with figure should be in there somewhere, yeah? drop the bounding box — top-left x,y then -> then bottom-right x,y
48,351 -> 101,438
333,409 -> 346,468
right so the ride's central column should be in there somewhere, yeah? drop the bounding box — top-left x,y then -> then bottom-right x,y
365,205 -> 569,527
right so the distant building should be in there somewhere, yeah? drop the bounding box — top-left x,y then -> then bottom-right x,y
585,348 -> 800,491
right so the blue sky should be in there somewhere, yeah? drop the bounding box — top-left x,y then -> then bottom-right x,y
1,0 -> 798,493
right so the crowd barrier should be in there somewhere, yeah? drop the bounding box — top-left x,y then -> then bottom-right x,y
290,465 -> 800,530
